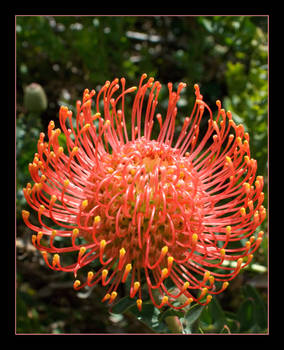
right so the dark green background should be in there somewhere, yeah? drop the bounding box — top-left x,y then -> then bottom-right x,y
16,15 -> 268,334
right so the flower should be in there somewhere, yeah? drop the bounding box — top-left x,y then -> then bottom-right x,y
22,74 -> 266,311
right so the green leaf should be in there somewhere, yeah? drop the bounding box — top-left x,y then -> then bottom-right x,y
184,303 -> 205,333
243,285 -> 267,330
235,285 -> 268,333
224,311 -> 241,333
200,18 -> 214,33
207,297 -> 226,332
158,308 -> 184,323
127,301 -> 169,333
128,301 -> 155,324
110,296 -> 137,314
236,298 -> 254,332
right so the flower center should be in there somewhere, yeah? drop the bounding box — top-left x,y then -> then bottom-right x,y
79,138 -> 204,268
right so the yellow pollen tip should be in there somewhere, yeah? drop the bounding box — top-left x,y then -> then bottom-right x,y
50,195 -> 57,204
64,179 -> 70,187
129,86 -> 137,92
246,241 -> 251,249
94,112 -> 101,119
237,258 -> 243,267
192,233 -> 198,244
126,263 -> 132,271
49,120 -> 55,128
102,293 -> 111,302
122,263 -> 132,282
240,207 -> 246,217
258,231 -> 264,238
102,269 -> 108,278
84,100 -> 92,108
202,287 -> 208,295
206,295 -> 213,303
73,280 -> 81,288
88,271 -> 94,280
161,296 -> 168,304
162,246 -> 168,255
94,215 -> 101,224
136,299 -> 142,309
32,235 -> 37,245
225,156 -> 232,164
187,297 -> 194,305
81,199 -> 88,209
60,105 -> 67,112
223,282 -> 229,289
110,291 -> 118,301
79,247 -> 86,256
248,200 -> 253,211
73,228 -> 79,236
162,268 -> 168,278
41,250 -> 47,257
243,182 -> 250,193
220,248 -> 226,257
49,151 -> 55,159
119,248 -> 126,257
38,204 -> 45,214
35,183 -> 43,192
100,240 -> 106,249
167,256 -> 174,265
204,271 -> 211,280
134,281 -> 140,290
53,254 -> 60,264
183,282 -> 190,290
72,146 -> 79,154
22,210 -> 30,219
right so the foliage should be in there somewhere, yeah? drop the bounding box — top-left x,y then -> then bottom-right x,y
16,15 -> 268,334
108,282 -> 267,334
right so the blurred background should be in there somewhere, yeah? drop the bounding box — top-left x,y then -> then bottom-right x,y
16,15 -> 268,334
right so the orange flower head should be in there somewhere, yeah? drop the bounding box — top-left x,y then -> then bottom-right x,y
22,74 -> 266,311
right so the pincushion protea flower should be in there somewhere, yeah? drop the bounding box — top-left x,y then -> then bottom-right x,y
22,74 -> 266,312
